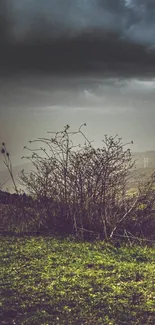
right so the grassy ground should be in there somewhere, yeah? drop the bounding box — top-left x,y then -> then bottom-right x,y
1,236 -> 155,325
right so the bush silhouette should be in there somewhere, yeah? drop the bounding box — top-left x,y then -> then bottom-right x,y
1,125 -> 155,242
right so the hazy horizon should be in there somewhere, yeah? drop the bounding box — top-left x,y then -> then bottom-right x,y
1,71 -> 155,170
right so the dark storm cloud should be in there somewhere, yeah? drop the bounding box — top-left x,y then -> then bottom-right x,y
1,0 -> 155,71
2,0 -> 155,46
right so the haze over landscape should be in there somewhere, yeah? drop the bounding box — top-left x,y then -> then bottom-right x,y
1,0 -> 155,186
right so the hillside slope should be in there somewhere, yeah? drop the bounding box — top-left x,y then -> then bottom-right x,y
1,151 -> 155,193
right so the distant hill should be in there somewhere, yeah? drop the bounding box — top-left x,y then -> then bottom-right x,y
132,151 -> 155,169
0,162 -> 33,193
1,151 -> 155,193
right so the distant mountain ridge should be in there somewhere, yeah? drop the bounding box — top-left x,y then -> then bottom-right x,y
133,151 -> 155,169
1,151 -> 155,193
0,162 -> 33,193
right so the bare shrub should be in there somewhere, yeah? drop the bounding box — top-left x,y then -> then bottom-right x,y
19,124 -> 138,239
1,127 -> 155,242
1,143 -> 18,193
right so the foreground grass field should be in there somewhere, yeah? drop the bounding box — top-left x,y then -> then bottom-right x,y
1,236 -> 155,325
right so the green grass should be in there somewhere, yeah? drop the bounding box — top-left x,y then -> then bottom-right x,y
1,236 -> 155,325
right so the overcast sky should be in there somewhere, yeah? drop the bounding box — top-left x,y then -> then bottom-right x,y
0,0 -> 155,169
2,0 -> 155,48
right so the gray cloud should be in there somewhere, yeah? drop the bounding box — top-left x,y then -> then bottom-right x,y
2,0 -> 154,48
